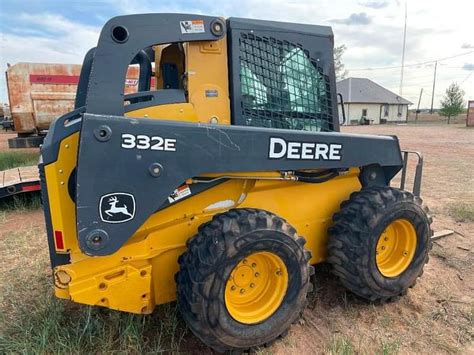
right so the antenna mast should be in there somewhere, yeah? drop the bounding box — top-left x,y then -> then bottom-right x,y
399,2 -> 407,97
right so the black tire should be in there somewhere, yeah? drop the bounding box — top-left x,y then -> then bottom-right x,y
327,186 -> 433,302
176,208 -> 313,352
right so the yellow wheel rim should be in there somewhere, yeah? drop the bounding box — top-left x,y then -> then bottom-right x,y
376,218 -> 417,277
224,251 -> 288,324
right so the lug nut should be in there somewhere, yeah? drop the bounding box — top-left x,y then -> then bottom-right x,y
381,246 -> 386,250
240,289 -> 245,294
276,269 -> 282,276
252,263 -> 257,268
231,285 -> 236,291
250,283 -> 255,288
255,272 -> 260,277
403,251 -> 408,256
384,237 -> 388,241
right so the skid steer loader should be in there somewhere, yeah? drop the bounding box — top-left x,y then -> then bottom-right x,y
40,14 -> 432,352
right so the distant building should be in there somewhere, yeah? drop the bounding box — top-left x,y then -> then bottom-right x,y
337,78 -> 412,125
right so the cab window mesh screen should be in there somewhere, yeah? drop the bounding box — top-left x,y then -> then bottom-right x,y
239,33 -> 333,131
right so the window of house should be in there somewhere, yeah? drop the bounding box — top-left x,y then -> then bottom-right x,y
362,109 -> 368,117
398,104 -> 403,117
383,104 -> 389,117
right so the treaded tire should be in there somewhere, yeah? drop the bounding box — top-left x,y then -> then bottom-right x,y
327,186 -> 433,302
176,208 -> 313,352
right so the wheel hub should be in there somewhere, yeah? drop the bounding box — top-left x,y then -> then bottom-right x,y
376,218 -> 417,277
225,252 -> 288,324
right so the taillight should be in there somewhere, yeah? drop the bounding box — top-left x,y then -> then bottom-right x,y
54,230 -> 65,250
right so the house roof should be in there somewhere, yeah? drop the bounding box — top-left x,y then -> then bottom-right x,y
337,78 -> 412,105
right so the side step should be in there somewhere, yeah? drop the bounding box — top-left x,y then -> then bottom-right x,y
0,166 -> 41,200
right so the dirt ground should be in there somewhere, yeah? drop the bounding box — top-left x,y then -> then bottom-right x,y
0,123 -> 473,354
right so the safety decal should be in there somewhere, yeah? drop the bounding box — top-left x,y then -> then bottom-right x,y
168,185 -> 192,203
99,193 -> 135,223
180,20 -> 205,34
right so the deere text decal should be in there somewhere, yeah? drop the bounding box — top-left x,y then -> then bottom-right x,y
268,137 -> 342,161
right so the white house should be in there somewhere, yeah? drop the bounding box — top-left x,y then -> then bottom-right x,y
337,78 -> 412,125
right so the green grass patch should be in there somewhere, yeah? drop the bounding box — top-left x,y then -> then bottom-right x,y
0,151 -> 40,171
0,192 -> 42,211
0,288 -> 188,353
381,339 -> 400,355
447,202 -> 474,223
326,336 -> 354,355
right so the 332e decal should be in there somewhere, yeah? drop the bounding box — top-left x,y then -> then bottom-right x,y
121,134 -> 177,151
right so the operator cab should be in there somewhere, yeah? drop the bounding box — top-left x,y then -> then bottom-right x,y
75,16 -> 338,132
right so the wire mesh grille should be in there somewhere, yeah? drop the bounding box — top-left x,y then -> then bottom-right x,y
239,33 -> 334,131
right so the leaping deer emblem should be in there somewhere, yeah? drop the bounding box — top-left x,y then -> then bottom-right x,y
105,196 -> 133,217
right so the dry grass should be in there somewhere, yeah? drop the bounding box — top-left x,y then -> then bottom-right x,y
447,202 -> 474,223
0,223 -> 191,354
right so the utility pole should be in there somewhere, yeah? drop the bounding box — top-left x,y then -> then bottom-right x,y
399,2 -> 407,97
415,88 -> 423,122
430,60 -> 437,114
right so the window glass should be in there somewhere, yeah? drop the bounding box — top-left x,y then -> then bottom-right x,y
280,48 -> 327,114
238,33 -> 333,132
240,64 -> 268,107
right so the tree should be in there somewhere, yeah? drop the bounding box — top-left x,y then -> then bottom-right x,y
439,83 -> 465,124
334,44 -> 348,81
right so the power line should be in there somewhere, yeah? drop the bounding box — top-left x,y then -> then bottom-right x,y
347,51 -> 474,71
460,72 -> 473,85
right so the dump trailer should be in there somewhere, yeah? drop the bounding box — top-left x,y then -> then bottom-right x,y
40,14 -> 432,352
5,63 -> 146,148
5,63 -> 82,147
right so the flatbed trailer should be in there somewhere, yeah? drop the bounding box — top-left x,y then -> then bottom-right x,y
0,166 -> 41,199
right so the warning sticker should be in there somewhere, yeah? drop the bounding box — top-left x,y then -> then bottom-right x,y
168,185 -> 192,203
180,20 -> 205,34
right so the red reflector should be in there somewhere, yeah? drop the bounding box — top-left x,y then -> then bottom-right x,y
55,231 -> 65,250
21,184 -> 41,192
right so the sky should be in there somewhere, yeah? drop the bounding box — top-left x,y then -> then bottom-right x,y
0,0 -> 473,108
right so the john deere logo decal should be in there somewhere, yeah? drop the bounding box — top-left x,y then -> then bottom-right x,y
99,193 -> 135,223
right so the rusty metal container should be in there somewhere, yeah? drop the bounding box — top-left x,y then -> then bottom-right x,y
6,62 -> 82,134
5,63 -> 142,147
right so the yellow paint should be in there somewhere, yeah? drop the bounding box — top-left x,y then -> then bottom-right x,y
49,166 -> 361,313
186,39 -> 230,125
44,133 -> 80,253
126,39 -> 230,124
225,252 -> 288,324
376,219 -> 417,277
126,103 -> 199,122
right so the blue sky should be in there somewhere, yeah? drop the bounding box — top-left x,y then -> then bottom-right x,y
0,0 -> 473,107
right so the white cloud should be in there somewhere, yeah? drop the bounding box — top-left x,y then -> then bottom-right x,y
331,12 -> 372,25
0,13 -> 100,101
